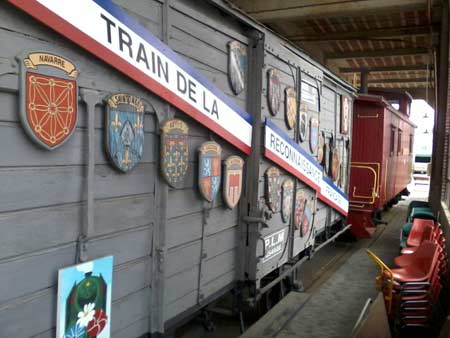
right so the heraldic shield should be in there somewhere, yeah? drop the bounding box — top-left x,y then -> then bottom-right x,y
309,117 -> 319,154
105,93 -> 145,173
228,41 -> 247,95
199,141 -> 222,202
301,200 -> 313,237
285,87 -> 297,130
267,68 -> 281,116
265,166 -> 281,212
317,131 -> 325,164
18,51 -> 78,150
223,155 -> 244,209
294,189 -> 306,231
161,119 -> 189,188
299,103 -> 308,142
281,179 -> 294,223
331,147 -> 341,182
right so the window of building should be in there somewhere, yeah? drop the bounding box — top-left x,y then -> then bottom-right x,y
397,129 -> 403,155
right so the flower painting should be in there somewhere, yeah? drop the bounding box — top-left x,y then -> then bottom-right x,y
57,256 -> 113,338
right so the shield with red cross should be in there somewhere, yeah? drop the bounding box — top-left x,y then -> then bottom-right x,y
18,51 -> 78,150
223,155 -> 244,209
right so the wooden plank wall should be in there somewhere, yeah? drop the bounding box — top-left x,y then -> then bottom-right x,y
0,1 -> 166,337
163,0 -> 249,322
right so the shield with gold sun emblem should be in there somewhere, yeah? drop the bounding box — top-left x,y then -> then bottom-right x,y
18,51 -> 78,150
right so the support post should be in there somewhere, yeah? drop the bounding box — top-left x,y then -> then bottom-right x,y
429,0 -> 449,209
239,28 -> 264,284
360,69 -> 369,94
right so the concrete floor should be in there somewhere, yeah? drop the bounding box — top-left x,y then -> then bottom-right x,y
175,183 -> 429,338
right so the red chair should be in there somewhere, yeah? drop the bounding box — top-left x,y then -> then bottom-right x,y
391,242 -> 444,327
405,218 -> 435,246
367,241 -> 443,328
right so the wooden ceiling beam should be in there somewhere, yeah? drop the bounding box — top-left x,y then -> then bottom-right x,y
367,77 -> 431,83
288,25 -> 436,42
339,65 -> 430,73
325,48 -> 429,60
234,0 -> 428,23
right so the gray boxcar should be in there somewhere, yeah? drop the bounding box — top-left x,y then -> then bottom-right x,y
241,29 -> 355,299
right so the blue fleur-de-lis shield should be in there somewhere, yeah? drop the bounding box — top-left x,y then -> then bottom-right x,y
199,141 -> 222,202
105,93 -> 145,173
161,119 -> 189,188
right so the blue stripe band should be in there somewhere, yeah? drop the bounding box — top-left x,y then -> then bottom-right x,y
322,175 -> 348,199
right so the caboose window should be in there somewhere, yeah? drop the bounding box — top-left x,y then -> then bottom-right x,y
409,134 -> 413,154
390,127 -> 396,156
397,129 -> 402,155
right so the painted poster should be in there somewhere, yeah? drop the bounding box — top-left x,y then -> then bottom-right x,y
199,141 -> 222,202
265,166 -> 281,212
223,155 -> 244,209
341,96 -> 350,135
228,41 -> 247,95
57,256 -> 113,338
18,51 -> 78,150
267,68 -> 281,116
161,119 -> 189,188
281,179 -> 294,223
105,93 -> 145,173
285,87 -> 297,129
299,103 -> 307,142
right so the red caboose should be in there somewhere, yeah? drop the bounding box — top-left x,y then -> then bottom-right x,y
348,91 -> 415,238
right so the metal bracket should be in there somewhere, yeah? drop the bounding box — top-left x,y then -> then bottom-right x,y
156,248 -> 165,273
77,235 -> 88,263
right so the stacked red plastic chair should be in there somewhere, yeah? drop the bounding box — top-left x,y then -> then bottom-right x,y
367,209 -> 448,334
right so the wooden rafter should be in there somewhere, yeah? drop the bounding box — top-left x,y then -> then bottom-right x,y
235,0 -> 428,22
325,48 -> 429,60
339,65 -> 430,73
288,25 -> 435,42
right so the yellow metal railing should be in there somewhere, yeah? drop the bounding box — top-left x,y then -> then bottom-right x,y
366,249 -> 394,314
